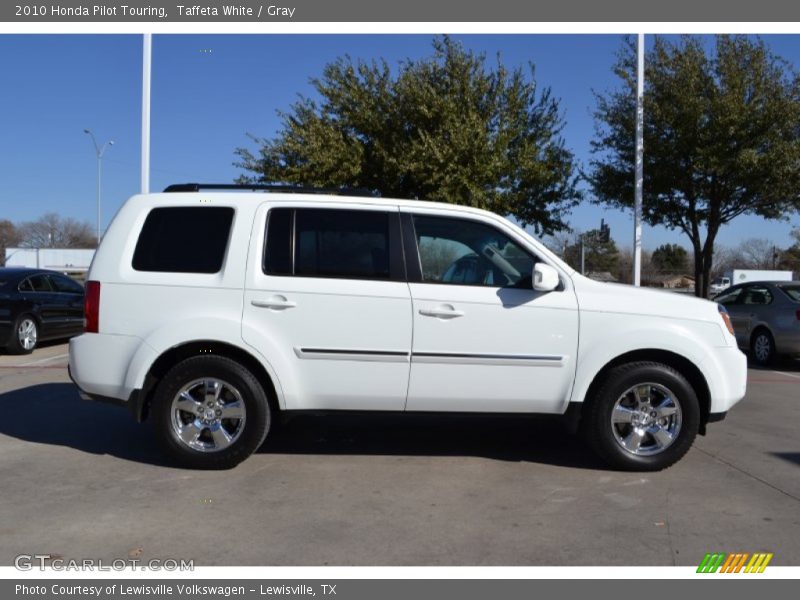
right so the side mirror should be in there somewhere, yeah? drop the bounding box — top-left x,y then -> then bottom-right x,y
533,263 -> 559,292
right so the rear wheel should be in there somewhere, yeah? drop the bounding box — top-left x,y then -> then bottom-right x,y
750,329 -> 775,366
582,361 -> 700,471
151,356 -> 271,469
7,315 -> 38,355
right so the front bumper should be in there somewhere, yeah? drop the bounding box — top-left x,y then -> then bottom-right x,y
699,345 -> 748,416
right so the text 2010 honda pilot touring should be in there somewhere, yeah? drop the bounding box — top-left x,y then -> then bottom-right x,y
68,184 -> 747,470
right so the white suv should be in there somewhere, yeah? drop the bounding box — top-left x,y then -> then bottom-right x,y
68,184 -> 747,470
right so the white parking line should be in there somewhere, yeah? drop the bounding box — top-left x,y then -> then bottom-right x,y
771,370 -> 800,379
20,353 -> 68,367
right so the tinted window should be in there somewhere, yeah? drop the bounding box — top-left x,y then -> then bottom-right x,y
264,209 -> 391,280
132,207 -> 234,273
50,274 -> 84,294
18,279 -> 33,292
28,275 -> 52,292
413,215 -> 535,288
714,287 -> 742,306
264,208 -> 293,276
741,285 -> 773,305
778,284 -> 800,302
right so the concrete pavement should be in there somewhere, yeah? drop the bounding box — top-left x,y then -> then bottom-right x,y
0,343 -> 798,566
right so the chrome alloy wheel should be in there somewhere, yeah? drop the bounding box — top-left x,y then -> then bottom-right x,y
17,318 -> 37,351
753,333 -> 772,363
170,378 -> 247,452
610,382 -> 682,456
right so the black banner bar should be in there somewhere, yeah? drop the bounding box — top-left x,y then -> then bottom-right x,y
4,0 -> 800,23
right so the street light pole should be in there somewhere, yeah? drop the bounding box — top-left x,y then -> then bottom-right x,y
84,129 -> 114,245
633,33 -> 645,287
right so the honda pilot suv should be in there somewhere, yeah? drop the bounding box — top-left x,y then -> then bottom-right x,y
68,184 -> 747,470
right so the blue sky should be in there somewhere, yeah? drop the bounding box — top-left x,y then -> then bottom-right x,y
0,34 -> 798,250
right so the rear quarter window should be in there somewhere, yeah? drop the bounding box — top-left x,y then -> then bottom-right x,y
132,206 -> 234,273
778,285 -> 800,302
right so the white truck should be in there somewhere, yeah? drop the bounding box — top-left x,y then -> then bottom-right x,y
710,269 -> 793,296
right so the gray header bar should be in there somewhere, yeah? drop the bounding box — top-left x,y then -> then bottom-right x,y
4,0 -> 800,22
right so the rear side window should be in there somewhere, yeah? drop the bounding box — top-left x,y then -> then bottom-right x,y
132,207 -> 234,273
778,284 -> 800,302
265,208 -> 402,281
741,285 -> 773,305
49,274 -> 84,294
28,275 -> 53,292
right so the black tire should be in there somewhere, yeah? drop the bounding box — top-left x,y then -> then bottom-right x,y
151,355 -> 271,469
6,314 -> 38,355
582,361 -> 700,472
750,328 -> 775,367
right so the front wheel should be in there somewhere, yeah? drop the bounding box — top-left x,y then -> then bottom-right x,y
582,362 -> 700,471
151,356 -> 271,469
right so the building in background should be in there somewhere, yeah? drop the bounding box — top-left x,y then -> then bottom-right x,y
4,247 -> 94,274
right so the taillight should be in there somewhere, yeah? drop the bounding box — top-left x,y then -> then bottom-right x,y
718,304 -> 735,335
796,310 -> 800,321
84,280 -> 100,333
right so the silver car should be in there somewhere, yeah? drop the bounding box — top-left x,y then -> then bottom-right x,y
714,281 -> 800,365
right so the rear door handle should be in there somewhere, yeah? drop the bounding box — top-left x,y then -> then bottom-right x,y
419,305 -> 464,319
251,296 -> 297,310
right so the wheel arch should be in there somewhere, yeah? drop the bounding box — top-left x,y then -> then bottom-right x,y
575,349 -> 712,435
749,324 -> 774,345
135,340 -> 282,423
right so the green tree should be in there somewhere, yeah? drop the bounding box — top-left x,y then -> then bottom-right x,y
0,219 -> 21,266
562,229 -> 620,274
591,35 -> 800,297
236,36 -> 581,235
779,228 -> 800,274
651,243 -> 689,273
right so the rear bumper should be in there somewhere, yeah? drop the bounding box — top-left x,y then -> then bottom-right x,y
68,362 -> 145,422
68,332 -> 141,401
774,331 -> 800,355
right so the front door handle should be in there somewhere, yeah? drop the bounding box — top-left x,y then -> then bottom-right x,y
251,296 -> 297,310
419,305 -> 464,319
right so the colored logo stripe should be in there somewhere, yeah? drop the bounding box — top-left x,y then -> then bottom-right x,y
697,552 -> 773,573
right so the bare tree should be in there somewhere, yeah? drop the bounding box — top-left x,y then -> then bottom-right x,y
17,213 -> 96,249
737,238 -> 779,269
709,245 -> 745,281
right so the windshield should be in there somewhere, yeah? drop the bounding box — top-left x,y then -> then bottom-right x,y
777,284 -> 800,302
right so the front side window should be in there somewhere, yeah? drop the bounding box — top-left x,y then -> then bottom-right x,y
132,206 -> 234,273
264,208 -> 396,281
412,215 -> 535,288
714,287 -> 743,306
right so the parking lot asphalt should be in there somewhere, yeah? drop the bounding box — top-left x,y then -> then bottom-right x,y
0,342 -> 798,566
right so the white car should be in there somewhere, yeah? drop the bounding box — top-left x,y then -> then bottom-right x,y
68,184 -> 747,470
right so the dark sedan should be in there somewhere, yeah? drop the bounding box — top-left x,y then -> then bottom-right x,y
0,267 -> 85,354
713,280 -> 800,365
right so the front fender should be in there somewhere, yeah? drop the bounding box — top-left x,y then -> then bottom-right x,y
570,312 -> 728,408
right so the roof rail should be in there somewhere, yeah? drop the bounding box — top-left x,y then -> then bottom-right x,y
163,183 -> 378,197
